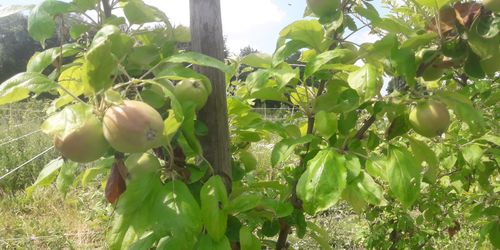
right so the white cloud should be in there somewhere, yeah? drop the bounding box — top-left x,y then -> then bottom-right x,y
143,0 -> 286,53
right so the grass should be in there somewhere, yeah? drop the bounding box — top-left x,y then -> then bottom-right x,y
0,100 -> 109,249
0,187 -> 108,249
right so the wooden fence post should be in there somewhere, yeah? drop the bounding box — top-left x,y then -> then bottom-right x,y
189,0 -> 232,190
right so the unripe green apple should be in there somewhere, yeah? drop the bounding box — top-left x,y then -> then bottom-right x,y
54,115 -> 109,163
124,153 -> 161,179
409,100 -> 450,137
483,0 -> 500,12
307,0 -> 340,17
422,65 -> 445,81
174,79 -> 208,111
103,100 -> 164,153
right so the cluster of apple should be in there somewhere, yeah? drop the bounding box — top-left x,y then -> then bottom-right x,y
50,78 -> 209,169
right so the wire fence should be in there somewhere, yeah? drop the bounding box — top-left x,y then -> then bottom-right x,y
0,105 -> 298,184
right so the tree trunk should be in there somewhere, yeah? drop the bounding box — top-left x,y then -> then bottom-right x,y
189,0 -> 232,190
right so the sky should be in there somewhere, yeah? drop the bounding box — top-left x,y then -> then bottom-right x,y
0,0 -> 388,55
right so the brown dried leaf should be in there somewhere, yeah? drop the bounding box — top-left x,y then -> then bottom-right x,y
427,7 -> 457,37
454,2 -> 482,28
105,159 -> 127,204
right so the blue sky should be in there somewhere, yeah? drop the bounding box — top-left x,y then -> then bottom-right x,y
0,0 -> 390,55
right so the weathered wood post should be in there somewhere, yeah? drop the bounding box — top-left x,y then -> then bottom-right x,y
189,0 -> 232,190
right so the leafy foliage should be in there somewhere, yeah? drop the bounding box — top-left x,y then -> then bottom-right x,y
0,0 -> 498,249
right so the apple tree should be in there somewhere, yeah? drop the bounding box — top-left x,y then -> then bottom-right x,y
0,0 -> 498,249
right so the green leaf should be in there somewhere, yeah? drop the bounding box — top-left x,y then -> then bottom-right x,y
26,158 -> 64,196
462,144 -> 484,167
166,51 -> 233,74
354,171 -> 386,206
345,155 -> 362,183
478,134 -> 500,146
258,199 -> 294,218
316,88 -> 359,113
241,53 -> 272,69
128,45 -> 160,66
338,111 -> 358,135
80,157 -> 113,186
155,66 -> 212,95
226,193 -> 262,214
390,47 -> 416,86
387,146 -> 421,208
271,135 -> 314,167
195,234 -> 231,250
200,176 -> 229,241
239,150 -> 257,172
414,0 -> 451,9
272,40 -> 308,66
464,49 -> 485,78
72,0 -> 97,11
296,149 -> 347,215
385,115 -> 410,140
467,18 -> 500,60
314,111 -> 337,138
70,23 -> 89,39
366,156 -> 387,181
82,40 -> 118,92
41,103 -> 94,139
0,5 -> 34,18
409,138 -> 439,183
108,178 -> 202,249
239,226 -> 261,250
304,49 -> 357,78
28,0 -> 73,44
347,64 -> 382,102
342,184 -> 368,213
489,221 -> 500,248
436,91 -> 485,135
401,33 -> 438,49
0,72 -> 57,105
181,105 -> 203,155
27,5 -> 54,44
354,3 -> 380,22
27,43 -> 81,73
91,25 -> 134,59
279,20 -> 324,51
122,0 -> 161,24
56,161 -> 78,194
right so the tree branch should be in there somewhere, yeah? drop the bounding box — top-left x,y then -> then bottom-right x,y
101,0 -> 112,19
276,80 -> 326,250
343,114 -> 376,151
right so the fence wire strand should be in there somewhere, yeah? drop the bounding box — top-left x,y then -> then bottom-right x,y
0,130 -> 42,147
0,146 -> 54,182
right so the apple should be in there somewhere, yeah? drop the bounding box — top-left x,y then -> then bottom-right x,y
174,79 -> 209,111
422,64 -> 445,81
409,100 -> 450,137
124,153 -> 161,179
103,100 -> 164,153
54,115 -> 109,163
307,0 -> 341,17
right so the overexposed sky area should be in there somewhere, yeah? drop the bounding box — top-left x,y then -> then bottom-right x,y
0,0 -> 387,55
